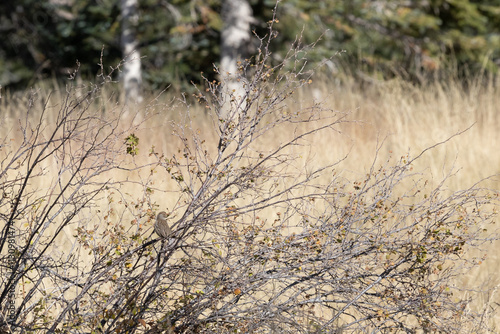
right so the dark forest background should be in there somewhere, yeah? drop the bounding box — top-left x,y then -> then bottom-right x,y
2,0 -> 500,93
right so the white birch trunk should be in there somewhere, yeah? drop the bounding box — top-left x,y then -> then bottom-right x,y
120,0 -> 142,104
220,0 -> 254,120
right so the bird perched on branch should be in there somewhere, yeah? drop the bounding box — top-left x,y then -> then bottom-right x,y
155,211 -> 172,267
154,211 -> 171,239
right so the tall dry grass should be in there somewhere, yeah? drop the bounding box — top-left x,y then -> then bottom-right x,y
4,75 -> 498,188
303,75 -> 500,330
1,74 -> 499,330
304,75 -> 500,186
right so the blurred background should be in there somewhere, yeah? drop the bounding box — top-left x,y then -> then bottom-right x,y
2,0 -> 500,94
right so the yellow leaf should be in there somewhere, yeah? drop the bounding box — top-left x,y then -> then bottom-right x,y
234,288 -> 241,295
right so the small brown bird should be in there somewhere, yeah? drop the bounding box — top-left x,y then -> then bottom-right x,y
154,211 -> 172,239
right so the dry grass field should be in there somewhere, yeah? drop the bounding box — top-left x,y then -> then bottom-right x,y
305,75 -> 500,329
1,73 -> 499,331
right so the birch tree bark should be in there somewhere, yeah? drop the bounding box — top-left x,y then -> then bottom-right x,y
220,0 -> 254,120
120,0 -> 142,103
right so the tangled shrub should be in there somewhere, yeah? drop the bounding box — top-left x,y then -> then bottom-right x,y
0,18 -> 498,334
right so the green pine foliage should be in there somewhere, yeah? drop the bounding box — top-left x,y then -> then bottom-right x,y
1,0 -> 500,91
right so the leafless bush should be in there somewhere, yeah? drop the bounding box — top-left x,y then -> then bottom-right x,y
1,14 -> 498,334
